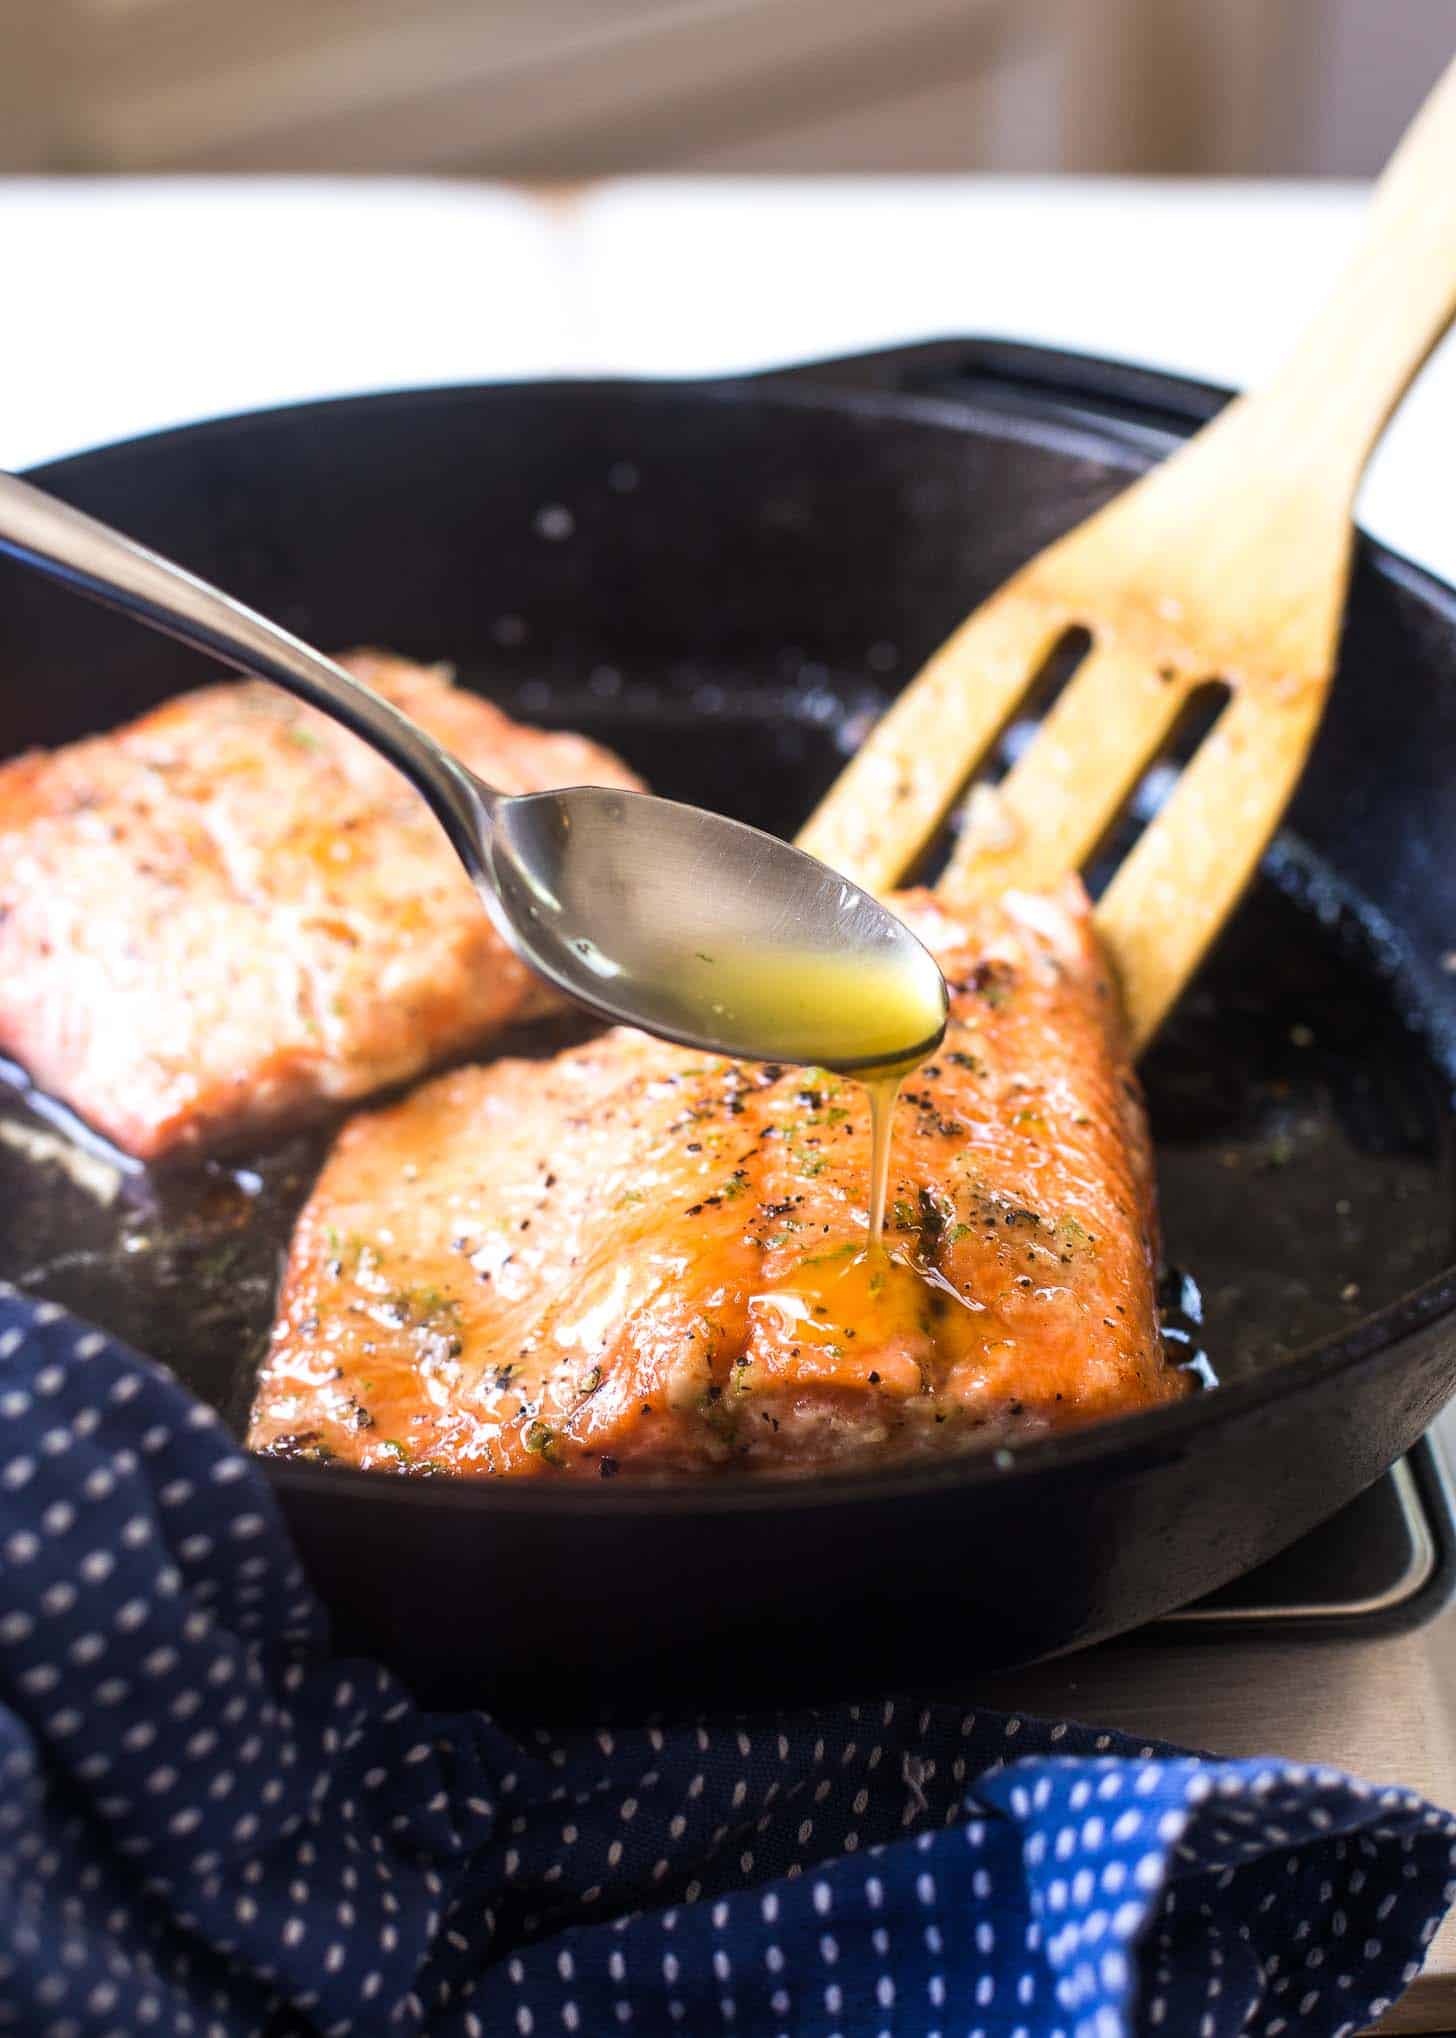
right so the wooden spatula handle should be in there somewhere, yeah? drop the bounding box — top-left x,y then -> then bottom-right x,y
1245,50 -> 1456,497
1079,58 -> 1456,1053
800,54 -> 1456,1063
1100,49 -> 1456,581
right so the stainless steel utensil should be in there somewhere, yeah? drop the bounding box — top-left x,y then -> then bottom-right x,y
0,470 -> 947,1072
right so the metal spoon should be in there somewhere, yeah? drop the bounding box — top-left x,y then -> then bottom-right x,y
0,469 -> 947,1072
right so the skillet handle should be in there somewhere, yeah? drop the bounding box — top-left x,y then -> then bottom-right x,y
755,336 -> 1236,449
0,467 -> 495,884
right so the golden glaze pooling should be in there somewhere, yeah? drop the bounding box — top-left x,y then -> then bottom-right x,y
251,881 -> 1183,1477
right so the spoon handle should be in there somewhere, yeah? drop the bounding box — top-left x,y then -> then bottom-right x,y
0,468 -> 495,882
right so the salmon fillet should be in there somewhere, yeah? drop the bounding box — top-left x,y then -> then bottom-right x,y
252,880 -> 1184,1477
0,651 -> 641,1160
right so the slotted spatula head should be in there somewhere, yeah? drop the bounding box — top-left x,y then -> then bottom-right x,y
798,54 -> 1456,1053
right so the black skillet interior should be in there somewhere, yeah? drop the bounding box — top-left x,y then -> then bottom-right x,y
3,339 -> 1456,1708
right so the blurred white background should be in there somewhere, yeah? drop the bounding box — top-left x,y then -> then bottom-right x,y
2,0 -> 1454,177
3,1 -> 1454,588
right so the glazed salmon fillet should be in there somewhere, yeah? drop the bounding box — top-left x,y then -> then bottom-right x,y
252,880 -> 1184,1477
0,651 -> 640,1160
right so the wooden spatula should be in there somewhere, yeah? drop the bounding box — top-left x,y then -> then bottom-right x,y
797,55 -> 1456,1053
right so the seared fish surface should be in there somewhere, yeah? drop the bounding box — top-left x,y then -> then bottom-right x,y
252,881 -> 1183,1477
0,652 -> 640,1159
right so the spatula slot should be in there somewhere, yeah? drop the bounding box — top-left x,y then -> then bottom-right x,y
895,624 -> 1094,890
1084,678 -> 1234,892
987,623 -> 1095,781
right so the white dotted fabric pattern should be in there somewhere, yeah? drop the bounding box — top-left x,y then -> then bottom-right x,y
2,1286 -> 1454,2038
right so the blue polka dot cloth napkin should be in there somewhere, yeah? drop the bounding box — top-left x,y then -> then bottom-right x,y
3,1287 -> 1456,2038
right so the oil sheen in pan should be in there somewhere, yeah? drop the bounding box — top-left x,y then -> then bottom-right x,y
0,663 -> 1451,1445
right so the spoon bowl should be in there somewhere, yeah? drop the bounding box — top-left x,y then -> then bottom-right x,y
485,781 -> 949,1067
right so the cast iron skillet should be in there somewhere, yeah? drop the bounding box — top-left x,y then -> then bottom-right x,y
3,339 -> 1455,1713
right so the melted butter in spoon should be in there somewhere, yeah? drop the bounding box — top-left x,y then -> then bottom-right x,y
672,942 -> 947,1086
741,936 -> 955,1344
676,940 -> 945,1249
683,917 -> 951,1338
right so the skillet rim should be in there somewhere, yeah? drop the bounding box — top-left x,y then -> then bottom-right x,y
18,355 -> 1456,1518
